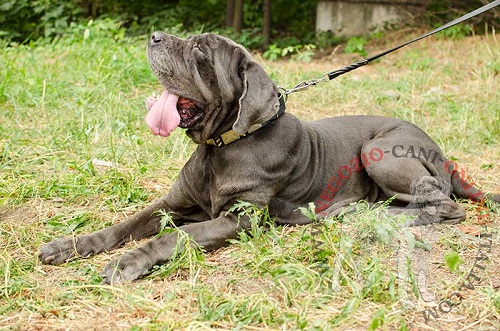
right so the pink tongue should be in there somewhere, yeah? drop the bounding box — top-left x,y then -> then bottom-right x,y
145,90 -> 180,137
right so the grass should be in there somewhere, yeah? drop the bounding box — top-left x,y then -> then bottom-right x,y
1,29 -> 499,330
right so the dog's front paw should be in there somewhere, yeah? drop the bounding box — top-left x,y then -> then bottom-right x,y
101,252 -> 152,284
39,235 -> 99,265
39,237 -> 79,265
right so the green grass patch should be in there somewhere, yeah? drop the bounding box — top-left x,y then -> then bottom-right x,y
0,31 -> 499,330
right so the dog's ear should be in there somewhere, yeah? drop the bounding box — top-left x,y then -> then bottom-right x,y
232,58 -> 280,136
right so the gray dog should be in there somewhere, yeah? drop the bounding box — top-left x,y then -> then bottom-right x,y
39,32 -> 499,283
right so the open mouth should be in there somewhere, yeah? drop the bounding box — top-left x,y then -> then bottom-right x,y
145,90 -> 203,137
177,97 -> 204,128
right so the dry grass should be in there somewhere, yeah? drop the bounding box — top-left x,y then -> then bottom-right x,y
0,29 -> 499,330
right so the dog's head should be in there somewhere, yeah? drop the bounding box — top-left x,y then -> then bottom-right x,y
146,32 -> 280,144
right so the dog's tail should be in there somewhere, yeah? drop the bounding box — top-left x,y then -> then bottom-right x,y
449,167 -> 500,203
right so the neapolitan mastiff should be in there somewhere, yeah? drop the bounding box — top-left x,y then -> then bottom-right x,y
39,32 -> 499,283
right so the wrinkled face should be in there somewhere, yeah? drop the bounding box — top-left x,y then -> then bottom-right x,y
146,32 -> 280,143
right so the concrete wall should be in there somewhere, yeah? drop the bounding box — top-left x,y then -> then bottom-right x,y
316,1 -> 424,37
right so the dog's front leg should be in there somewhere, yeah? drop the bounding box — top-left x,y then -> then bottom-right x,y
100,213 -> 245,284
39,198 -> 173,265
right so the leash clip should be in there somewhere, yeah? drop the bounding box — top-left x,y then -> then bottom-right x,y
288,81 -> 312,93
280,75 -> 329,98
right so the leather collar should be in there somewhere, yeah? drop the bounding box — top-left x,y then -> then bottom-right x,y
205,93 -> 286,147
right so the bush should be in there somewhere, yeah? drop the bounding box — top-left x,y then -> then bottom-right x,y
0,0 -> 84,41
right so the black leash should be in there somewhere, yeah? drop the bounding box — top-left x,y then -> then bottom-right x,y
279,0 -> 500,98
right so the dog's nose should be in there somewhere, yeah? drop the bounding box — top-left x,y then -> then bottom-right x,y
150,31 -> 165,46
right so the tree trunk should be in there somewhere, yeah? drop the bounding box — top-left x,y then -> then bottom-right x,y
226,0 -> 235,27
233,0 -> 243,33
263,0 -> 271,46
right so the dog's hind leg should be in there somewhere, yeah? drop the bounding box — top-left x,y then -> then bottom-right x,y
360,139 -> 466,226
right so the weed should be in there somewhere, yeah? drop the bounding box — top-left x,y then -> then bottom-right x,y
443,251 -> 463,272
314,31 -> 345,49
148,211 -> 206,281
436,24 -> 472,40
263,43 -> 316,62
345,36 -> 368,57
